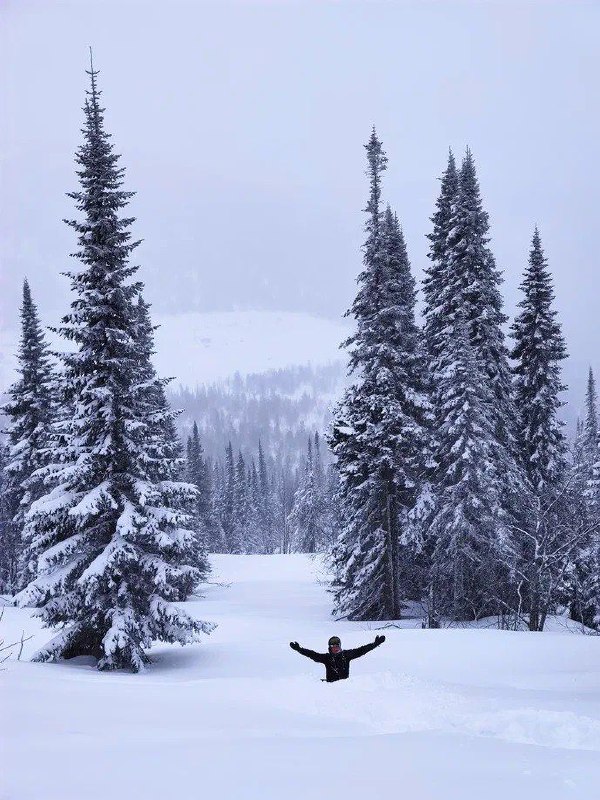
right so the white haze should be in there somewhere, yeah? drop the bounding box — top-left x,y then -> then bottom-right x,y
1,0 -> 599,421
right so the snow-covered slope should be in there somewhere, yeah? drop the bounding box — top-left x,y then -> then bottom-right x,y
0,310 -> 350,392
154,310 -> 350,387
3,555 -> 600,800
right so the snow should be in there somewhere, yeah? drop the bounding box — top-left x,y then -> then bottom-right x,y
1,310 -> 350,393
2,553 -> 600,799
153,310 -> 350,387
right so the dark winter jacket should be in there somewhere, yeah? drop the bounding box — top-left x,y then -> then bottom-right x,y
291,639 -> 382,682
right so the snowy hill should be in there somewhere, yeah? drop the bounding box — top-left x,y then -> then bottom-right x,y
3,554 -> 600,800
0,310 -> 350,392
154,310 -> 350,388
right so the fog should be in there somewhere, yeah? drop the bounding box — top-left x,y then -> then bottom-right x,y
1,0 -> 599,418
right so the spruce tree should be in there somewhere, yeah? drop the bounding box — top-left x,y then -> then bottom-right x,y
569,369 -> 600,628
289,437 -> 324,553
210,459 -> 228,553
221,442 -> 236,552
257,440 -> 274,552
511,228 -> 567,491
583,368 -> 600,510
185,420 -> 216,564
1,279 -> 55,593
423,150 -> 459,367
423,148 -> 523,620
510,229 -> 571,630
449,149 -> 517,454
231,451 -> 247,553
427,318 -> 512,620
244,460 -> 264,553
0,442 -> 13,595
583,369 -> 599,465
16,61 -> 213,671
329,131 -> 429,621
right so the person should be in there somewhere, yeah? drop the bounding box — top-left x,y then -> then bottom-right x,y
289,634 -> 386,682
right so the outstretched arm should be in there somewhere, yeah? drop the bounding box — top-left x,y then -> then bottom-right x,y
345,635 -> 386,661
289,642 -> 327,663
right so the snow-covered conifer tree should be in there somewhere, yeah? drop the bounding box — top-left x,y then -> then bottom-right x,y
583,369 -> 600,511
257,441 -> 275,552
565,369 -> 600,628
511,228 -> 567,491
0,443 -> 13,594
210,459 -> 228,553
1,279 -> 55,593
510,229 -> 572,630
220,442 -> 237,552
16,61 -> 213,670
244,460 -> 264,554
329,131 -> 429,620
423,150 -> 458,368
583,369 -> 599,467
448,150 -> 517,454
289,438 -> 324,553
427,317 -> 513,620
185,420 -> 219,563
231,451 -> 247,554
423,149 -> 523,620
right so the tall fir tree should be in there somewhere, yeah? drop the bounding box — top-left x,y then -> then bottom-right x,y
511,228 -> 567,491
329,131 -> 429,621
583,369 -> 599,463
0,442 -> 12,595
16,61 -> 213,671
231,451 -> 247,553
257,440 -> 275,552
423,150 -> 459,368
220,442 -> 236,552
564,417 -> 599,628
426,317 -> 512,620
570,368 -> 600,629
244,460 -> 264,554
1,279 -> 55,593
423,148 -> 523,620
210,459 -> 228,553
583,368 -> 600,510
448,149 -> 517,456
289,437 -> 321,553
510,229 -> 571,630
185,420 -> 216,564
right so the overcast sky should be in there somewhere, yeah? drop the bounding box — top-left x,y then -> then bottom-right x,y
1,0 -> 599,416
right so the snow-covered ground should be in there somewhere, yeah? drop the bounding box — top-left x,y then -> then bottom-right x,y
2,554 -> 600,800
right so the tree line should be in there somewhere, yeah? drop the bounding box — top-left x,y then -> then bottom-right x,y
183,427 -> 337,556
330,130 -> 599,632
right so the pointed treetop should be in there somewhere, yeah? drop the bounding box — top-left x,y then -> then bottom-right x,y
365,127 -> 387,175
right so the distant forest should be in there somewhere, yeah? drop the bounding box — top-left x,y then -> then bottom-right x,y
170,362 -> 345,467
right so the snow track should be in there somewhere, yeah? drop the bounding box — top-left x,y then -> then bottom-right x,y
3,554 -> 600,799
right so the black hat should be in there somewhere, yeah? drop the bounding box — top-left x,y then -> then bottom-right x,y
328,636 -> 341,647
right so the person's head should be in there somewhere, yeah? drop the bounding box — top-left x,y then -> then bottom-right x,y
328,636 -> 341,654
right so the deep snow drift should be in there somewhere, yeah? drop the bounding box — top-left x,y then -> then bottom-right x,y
2,554 -> 600,800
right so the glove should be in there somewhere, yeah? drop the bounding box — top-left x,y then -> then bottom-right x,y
290,641 -> 300,651
374,634 -> 386,646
